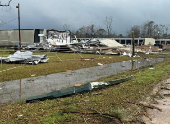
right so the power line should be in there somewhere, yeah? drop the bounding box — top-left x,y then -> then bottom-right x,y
0,17 -> 18,27
0,0 -> 12,6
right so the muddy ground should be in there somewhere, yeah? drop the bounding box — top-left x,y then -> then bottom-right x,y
142,78 -> 170,124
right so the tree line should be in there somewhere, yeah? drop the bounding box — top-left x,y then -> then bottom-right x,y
126,21 -> 170,39
68,16 -> 118,38
65,18 -> 170,39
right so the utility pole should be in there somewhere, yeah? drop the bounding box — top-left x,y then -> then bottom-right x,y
132,31 -> 135,57
16,3 -> 21,51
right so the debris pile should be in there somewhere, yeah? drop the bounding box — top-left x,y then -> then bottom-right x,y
162,44 -> 170,50
136,45 -> 162,53
68,39 -> 123,55
0,51 -> 49,65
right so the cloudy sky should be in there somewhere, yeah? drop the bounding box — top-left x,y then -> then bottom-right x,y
0,0 -> 169,35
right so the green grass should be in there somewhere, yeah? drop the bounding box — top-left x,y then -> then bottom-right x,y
0,52 -> 170,124
0,51 -> 153,82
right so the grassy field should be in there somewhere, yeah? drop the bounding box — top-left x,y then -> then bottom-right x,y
0,50 -> 158,82
0,51 -> 170,124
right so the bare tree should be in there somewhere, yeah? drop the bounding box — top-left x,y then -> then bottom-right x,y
0,0 -> 12,6
63,24 -> 70,31
126,20 -> 170,39
140,21 -> 155,38
88,23 -> 97,37
75,23 -> 98,38
147,21 -> 155,37
96,28 -> 106,38
89,24 -> 95,36
76,26 -> 87,38
159,24 -> 165,36
127,25 -> 140,38
153,24 -> 159,38
104,16 -> 113,36
165,24 -> 170,36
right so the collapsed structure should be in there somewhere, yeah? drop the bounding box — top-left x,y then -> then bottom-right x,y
24,31 -> 124,55
68,39 -> 124,54
25,30 -> 72,51
22,29 -> 163,55
1,29 -> 164,55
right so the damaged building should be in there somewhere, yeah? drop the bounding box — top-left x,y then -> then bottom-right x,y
1,29 -> 170,47
0,29 -> 169,54
0,29 -> 71,47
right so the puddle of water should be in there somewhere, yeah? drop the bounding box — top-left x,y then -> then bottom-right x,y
0,58 -> 164,105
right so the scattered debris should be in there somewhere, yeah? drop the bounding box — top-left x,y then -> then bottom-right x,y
157,55 -> 167,58
101,66 -> 107,68
74,84 -> 82,87
0,51 -> 49,65
136,45 -> 162,53
121,61 -> 126,67
149,68 -> 154,70
17,114 -> 23,117
67,39 -> 123,54
122,52 -> 132,57
162,44 -> 170,50
98,63 -> 103,66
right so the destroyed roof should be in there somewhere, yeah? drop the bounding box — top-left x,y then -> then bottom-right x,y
99,39 -> 123,47
86,39 -> 123,47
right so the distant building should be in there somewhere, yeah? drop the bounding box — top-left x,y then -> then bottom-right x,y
0,29 -> 46,47
155,39 -> 170,45
0,29 -> 71,47
71,38 -> 170,45
113,38 -> 155,45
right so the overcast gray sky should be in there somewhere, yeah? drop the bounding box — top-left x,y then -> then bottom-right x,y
0,0 -> 169,35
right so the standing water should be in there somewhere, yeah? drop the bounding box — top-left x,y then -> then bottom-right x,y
0,58 -> 164,105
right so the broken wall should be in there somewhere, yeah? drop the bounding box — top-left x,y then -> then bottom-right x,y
47,30 -> 71,44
